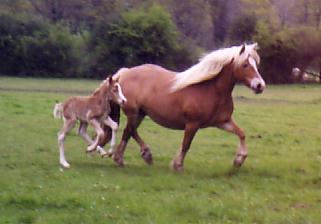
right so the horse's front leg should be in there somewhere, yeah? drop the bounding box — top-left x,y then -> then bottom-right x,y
104,116 -> 119,157
218,119 -> 247,167
171,122 -> 199,172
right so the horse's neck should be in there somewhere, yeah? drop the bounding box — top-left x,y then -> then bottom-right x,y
209,65 -> 236,96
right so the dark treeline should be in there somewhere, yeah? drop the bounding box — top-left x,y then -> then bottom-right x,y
0,0 -> 321,82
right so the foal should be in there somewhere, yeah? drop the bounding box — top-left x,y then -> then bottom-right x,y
53,76 -> 127,168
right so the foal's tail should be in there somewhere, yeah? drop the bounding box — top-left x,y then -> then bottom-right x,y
53,102 -> 63,119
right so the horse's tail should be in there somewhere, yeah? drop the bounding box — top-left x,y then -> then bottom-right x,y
99,101 -> 121,147
53,102 -> 63,119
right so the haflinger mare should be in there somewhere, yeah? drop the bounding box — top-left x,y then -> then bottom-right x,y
106,43 -> 265,171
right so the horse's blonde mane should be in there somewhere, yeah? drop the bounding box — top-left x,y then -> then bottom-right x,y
171,43 -> 260,91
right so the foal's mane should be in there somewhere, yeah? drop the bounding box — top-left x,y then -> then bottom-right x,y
92,78 -> 109,96
171,43 -> 260,91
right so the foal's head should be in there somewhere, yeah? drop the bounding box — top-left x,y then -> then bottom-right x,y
233,44 -> 265,94
106,76 -> 127,106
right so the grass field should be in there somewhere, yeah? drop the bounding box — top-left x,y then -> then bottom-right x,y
0,76 -> 320,224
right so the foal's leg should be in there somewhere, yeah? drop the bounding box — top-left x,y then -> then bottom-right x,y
78,121 -> 107,156
103,116 -> 119,157
57,118 -> 77,168
218,119 -> 247,167
87,119 -> 104,153
171,122 -> 199,172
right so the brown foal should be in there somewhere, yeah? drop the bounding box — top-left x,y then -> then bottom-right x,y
53,76 -> 127,168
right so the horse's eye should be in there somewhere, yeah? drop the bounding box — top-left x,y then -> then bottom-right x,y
243,63 -> 248,68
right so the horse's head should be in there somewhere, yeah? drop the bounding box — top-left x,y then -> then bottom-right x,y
233,43 -> 265,94
107,76 -> 127,106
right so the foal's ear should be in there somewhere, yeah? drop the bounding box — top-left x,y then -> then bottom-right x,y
239,44 -> 246,55
108,76 -> 113,85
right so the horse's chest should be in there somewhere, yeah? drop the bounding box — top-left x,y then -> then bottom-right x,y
207,98 -> 233,125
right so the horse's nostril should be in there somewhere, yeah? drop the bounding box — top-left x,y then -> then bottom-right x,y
257,83 -> 262,89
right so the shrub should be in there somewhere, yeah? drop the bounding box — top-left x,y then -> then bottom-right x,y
89,4 -> 194,77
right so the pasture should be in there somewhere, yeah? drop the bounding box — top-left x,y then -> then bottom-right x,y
0,76 -> 320,223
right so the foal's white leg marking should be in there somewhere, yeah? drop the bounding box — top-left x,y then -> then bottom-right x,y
57,119 -> 76,168
87,119 -> 104,152
104,116 -> 119,156
78,122 -> 106,156
58,132 -> 70,168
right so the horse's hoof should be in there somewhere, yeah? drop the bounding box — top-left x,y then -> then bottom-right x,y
113,155 -> 125,167
233,154 -> 247,168
170,160 -> 184,172
141,149 -> 153,165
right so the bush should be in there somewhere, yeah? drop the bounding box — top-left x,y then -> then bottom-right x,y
228,13 -> 257,44
0,13 -> 87,78
255,24 -> 321,83
89,4 -> 194,77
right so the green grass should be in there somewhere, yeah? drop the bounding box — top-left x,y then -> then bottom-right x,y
0,76 -> 320,223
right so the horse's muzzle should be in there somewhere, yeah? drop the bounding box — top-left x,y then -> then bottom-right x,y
253,83 -> 264,94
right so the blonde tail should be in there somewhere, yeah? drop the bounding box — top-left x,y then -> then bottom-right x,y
53,102 -> 63,119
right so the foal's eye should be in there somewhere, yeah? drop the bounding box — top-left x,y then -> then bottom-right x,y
243,63 -> 249,68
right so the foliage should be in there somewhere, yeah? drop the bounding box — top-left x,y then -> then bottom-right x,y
0,0 -> 321,82
255,25 -> 321,83
228,13 -> 257,44
89,4 -> 194,77
1,77 -> 321,223
0,13 -> 88,78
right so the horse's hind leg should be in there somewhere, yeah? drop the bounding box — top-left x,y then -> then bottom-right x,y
58,118 -> 77,168
218,119 -> 247,167
78,121 -> 107,156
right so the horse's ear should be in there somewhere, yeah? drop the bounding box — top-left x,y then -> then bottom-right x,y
229,57 -> 234,65
252,42 -> 259,50
239,44 -> 246,55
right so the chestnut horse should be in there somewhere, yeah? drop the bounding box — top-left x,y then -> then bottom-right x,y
106,43 -> 265,171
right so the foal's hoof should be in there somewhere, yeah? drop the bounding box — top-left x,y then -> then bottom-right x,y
141,149 -> 153,165
101,151 -> 113,158
86,146 -> 96,153
233,154 -> 247,168
60,161 -> 70,169
170,160 -> 184,172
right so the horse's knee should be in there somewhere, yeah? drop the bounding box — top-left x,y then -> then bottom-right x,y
58,132 -> 65,142
97,130 -> 104,139
112,123 -> 118,131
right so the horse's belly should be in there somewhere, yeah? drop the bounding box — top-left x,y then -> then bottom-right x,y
146,111 -> 185,130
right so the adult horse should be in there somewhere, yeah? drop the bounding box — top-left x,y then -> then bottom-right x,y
105,43 -> 265,171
